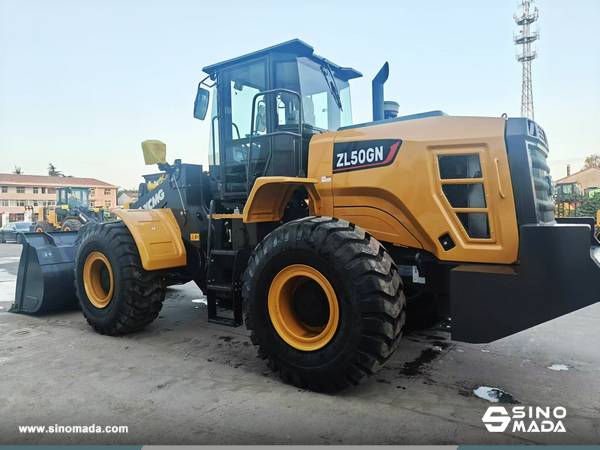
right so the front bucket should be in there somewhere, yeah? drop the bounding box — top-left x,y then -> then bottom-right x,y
12,231 -> 80,313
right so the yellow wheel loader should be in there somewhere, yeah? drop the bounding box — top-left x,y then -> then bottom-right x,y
34,186 -> 110,232
13,40 -> 600,392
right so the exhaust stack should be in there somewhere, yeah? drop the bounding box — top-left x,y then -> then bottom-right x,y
372,62 -> 389,122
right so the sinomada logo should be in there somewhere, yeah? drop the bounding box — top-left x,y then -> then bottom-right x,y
332,139 -> 402,173
482,406 -> 567,433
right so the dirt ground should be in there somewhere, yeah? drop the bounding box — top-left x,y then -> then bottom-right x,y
0,241 -> 598,444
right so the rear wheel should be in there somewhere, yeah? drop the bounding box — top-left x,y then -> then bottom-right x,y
62,219 -> 82,231
15,233 -> 22,245
0,234 -> 5,243
243,217 -> 406,392
75,221 -> 166,335
34,221 -> 56,233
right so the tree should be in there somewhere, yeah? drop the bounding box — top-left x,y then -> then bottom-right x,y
577,192 -> 600,219
12,166 -> 23,174
48,163 -> 64,177
582,153 -> 600,170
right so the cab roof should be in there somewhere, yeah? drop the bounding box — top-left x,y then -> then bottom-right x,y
202,39 -> 362,82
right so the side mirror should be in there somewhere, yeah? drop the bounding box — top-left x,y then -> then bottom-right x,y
193,86 -> 210,120
141,140 -> 167,165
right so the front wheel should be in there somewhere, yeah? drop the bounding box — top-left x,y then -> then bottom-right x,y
74,221 -> 166,335
243,217 -> 406,392
34,221 -> 56,233
62,219 -> 82,231
16,233 -> 22,245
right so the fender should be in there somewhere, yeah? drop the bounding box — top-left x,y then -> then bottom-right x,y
113,209 -> 186,271
243,177 -> 322,223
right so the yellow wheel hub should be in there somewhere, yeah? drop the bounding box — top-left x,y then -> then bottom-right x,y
63,226 -> 70,231
268,264 -> 339,351
83,252 -> 115,308
35,228 -> 43,233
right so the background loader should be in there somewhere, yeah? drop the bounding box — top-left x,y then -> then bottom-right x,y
14,39 -> 600,392
34,186 -> 111,232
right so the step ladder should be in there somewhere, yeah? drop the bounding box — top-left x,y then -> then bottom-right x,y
205,249 -> 249,327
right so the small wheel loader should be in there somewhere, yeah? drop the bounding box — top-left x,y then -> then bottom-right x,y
13,40 -> 600,392
34,186 -> 110,232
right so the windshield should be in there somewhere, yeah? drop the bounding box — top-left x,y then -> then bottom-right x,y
60,188 -> 89,208
15,223 -> 31,229
297,57 -> 352,131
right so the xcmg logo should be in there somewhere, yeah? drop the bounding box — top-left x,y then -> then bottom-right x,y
141,189 -> 165,210
482,406 -> 567,433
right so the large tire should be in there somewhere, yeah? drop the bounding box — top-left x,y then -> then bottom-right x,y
74,221 -> 166,335
34,221 -> 56,233
62,218 -> 82,231
243,217 -> 406,392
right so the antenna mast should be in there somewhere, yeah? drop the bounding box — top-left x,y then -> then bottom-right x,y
514,1 -> 540,119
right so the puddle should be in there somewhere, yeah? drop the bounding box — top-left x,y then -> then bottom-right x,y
548,364 -> 570,371
433,317 -> 451,332
192,299 -> 207,305
400,348 -> 440,376
473,386 -> 520,404
433,340 -> 450,349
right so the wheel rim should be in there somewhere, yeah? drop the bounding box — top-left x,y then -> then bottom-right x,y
35,228 -> 43,233
63,226 -> 70,231
83,252 -> 115,308
268,264 -> 339,351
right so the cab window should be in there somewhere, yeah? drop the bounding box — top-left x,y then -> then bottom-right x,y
297,58 -> 352,132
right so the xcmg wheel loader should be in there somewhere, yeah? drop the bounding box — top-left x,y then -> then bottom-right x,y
34,186 -> 111,232
13,39 -> 600,392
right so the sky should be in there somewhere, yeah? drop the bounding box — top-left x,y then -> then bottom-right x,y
1,0 -> 599,189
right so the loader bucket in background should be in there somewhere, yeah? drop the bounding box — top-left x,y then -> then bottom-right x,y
12,231 -> 80,313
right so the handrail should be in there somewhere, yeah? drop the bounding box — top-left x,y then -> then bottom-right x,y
247,88 -> 303,195
207,200 -> 215,258
211,115 -> 219,165
232,122 -> 241,140
494,158 -> 506,199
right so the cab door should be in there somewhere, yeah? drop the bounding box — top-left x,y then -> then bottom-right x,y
218,58 -> 269,201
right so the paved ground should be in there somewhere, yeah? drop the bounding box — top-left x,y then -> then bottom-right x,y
0,241 -> 598,445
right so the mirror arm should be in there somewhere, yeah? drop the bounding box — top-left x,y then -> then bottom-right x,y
199,72 -> 217,89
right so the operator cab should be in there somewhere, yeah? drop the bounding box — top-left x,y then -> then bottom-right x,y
194,39 -> 361,207
57,187 -> 89,209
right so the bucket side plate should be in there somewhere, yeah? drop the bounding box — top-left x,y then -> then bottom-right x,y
12,231 -> 80,313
